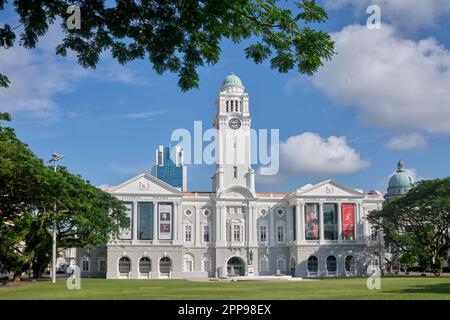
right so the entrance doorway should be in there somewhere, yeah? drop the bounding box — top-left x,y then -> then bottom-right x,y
159,257 -> 172,279
227,257 -> 245,276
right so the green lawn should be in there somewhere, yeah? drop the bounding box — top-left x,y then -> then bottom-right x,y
1,277 -> 450,300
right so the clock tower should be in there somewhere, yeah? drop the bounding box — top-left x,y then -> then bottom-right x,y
213,73 -> 255,194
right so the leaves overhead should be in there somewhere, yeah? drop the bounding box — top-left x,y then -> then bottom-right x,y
0,0 -> 335,91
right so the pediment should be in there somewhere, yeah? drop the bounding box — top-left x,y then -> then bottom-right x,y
218,186 -> 255,199
109,173 -> 182,195
296,179 -> 363,198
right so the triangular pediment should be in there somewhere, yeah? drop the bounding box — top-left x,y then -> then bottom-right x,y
109,173 -> 182,195
295,179 -> 363,197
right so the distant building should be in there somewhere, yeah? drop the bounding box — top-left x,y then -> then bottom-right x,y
151,145 -> 187,191
385,160 -> 414,201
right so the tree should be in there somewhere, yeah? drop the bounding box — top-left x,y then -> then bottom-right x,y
368,178 -> 450,274
0,112 -> 128,279
0,0 -> 335,90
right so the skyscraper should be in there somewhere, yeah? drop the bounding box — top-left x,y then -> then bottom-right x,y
152,145 -> 186,191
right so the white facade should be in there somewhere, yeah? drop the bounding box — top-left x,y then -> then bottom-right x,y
77,74 -> 384,279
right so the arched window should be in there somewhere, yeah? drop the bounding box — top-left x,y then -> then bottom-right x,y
259,256 -> 268,273
81,257 -> 90,272
118,257 -> 131,273
276,257 -> 286,273
139,257 -> 152,273
345,255 -> 355,272
183,254 -> 194,272
307,256 -> 318,272
159,257 -> 171,274
326,256 -> 337,272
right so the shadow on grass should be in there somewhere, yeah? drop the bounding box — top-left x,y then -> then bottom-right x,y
391,282 -> 450,295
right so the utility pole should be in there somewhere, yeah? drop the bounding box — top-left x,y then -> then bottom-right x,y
48,153 -> 64,284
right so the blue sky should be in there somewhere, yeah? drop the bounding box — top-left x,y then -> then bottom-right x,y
1,0 -> 449,193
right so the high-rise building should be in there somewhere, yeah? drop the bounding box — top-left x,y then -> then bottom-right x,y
151,145 -> 186,191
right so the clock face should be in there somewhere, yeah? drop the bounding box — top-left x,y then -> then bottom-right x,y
228,118 -> 241,130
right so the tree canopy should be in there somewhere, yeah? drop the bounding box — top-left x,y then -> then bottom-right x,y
367,178 -> 450,273
0,0 -> 335,90
0,112 -> 128,278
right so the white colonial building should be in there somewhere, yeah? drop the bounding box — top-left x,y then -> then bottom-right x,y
77,74 -> 384,279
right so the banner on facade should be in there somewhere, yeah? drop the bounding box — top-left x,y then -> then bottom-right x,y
159,203 -> 173,240
120,202 -> 132,240
305,204 -> 319,240
341,204 -> 355,240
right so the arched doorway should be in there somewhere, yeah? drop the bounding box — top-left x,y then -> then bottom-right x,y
159,257 -> 172,279
227,257 -> 245,276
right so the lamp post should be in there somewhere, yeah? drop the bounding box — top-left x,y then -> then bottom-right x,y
48,153 -> 64,284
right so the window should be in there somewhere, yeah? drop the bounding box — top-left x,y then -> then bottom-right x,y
277,225 -> 285,242
260,208 -> 267,216
139,257 -> 151,273
276,258 -> 286,273
184,254 -> 194,272
159,257 -> 171,274
118,257 -> 131,273
276,207 -> 285,217
323,203 -> 338,240
185,225 -> 192,242
259,225 -> 267,242
203,209 -> 210,217
119,202 -> 132,240
233,166 -> 237,178
259,259 -> 268,273
307,256 -> 318,273
82,258 -> 89,272
184,209 -> 192,216
345,256 -> 355,272
233,225 -> 241,242
138,202 -> 153,240
203,225 -> 210,242
98,259 -> 106,272
326,256 -> 337,272
305,203 -> 319,240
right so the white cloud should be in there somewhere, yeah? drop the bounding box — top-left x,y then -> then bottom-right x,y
279,132 -> 369,175
324,0 -> 450,29
385,133 -> 427,150
0,22 -> 149,120
310,24 -> 450,133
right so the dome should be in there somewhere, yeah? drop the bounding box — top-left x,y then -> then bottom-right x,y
388,160 -> 414,189
386,160 -> 414,199
222,73 -> 243,87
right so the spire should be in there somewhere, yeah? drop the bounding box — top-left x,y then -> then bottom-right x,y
397,159 -> 404,172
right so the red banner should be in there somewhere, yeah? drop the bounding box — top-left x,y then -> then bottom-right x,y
341,204 -> 355,240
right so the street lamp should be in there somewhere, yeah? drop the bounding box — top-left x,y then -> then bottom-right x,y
48,153 -> 64,284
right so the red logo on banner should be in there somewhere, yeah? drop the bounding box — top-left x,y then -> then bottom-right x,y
341,204 -> 355,239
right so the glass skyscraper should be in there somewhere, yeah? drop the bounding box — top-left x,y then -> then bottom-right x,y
152,145 -> 186,191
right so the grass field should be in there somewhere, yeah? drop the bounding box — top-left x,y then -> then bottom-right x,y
1,277 -> 450,300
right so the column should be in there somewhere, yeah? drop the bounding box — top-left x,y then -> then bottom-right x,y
269,207 -> 275,246
319,203 -> 324,243
251,205 -> 257,246
173,201 -> 178,242
295,203 -> 302,244
132,201 -> 138,241
153,202 -> 158,242
356,203 -> 361,242
177,202 -> 183,243
195,206 -> 201,246
338,202 -> 343,243
221,205 -> 226,244
287,205 -> 292,241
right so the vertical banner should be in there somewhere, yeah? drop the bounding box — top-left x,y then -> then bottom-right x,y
341,204 -> 355,240
120,202 -> 132,240
159,203 -> 173,240
305,204 -> 319,240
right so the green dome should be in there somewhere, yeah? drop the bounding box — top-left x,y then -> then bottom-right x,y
222,73 -> 243,86
388,160 -> 414,189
